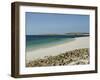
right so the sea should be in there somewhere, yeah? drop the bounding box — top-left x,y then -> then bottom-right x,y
26,35 -> 88,51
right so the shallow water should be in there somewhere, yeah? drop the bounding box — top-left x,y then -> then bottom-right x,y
26,35 -> 88,51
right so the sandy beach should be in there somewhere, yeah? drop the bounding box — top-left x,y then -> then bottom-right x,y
26,37 -> 89,63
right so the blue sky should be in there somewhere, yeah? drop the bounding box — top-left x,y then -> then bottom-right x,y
25,12 -> 89,35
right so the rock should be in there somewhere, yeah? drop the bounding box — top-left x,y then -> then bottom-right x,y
26,48 -> 89,67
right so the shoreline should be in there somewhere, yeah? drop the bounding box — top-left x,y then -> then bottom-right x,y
26,38 -> 75,52
26,37 -> 89,63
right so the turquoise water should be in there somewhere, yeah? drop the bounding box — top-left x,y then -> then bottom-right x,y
26,35 -> 87,51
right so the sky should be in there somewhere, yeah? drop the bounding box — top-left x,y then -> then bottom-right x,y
25,12 -> 89,35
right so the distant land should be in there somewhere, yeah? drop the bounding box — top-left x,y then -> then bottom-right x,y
65,32 -> 89,35
27,32 -> 89,36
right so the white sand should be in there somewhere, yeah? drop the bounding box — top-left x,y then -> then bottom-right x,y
26,37 -> 89,63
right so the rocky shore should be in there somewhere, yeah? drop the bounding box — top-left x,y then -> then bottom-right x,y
26,48 -> 89,67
